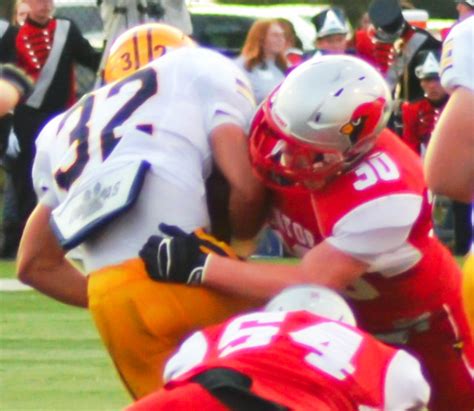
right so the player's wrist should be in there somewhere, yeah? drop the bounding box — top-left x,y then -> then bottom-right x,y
199,253 -> 213,285
0,64 -> 34,103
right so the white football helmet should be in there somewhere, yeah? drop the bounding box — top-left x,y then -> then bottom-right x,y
265,285 -> 356,326
249,55 -> 392,191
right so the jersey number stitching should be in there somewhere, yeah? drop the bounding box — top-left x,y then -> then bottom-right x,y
55,67 -> 158,190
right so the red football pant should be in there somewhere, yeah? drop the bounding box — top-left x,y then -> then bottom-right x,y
407,297 -> 474,411
125,382 -> 227,411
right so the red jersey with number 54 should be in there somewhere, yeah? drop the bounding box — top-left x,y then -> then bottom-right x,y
310,129 -> 462,331
164,311 -> 429,410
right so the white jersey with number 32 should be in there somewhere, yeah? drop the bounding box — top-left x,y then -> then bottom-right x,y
32,47 -> 255,271
440,15 -> 474,93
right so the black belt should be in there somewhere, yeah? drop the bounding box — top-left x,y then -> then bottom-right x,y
191,368 -> 288,411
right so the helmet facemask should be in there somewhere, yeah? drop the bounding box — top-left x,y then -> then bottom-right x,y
250,81 -> 390,192
250,113 -> 346,192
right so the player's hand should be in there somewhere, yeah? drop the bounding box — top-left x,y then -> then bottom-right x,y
139,223 -> 238,285
0,64 -> 34,102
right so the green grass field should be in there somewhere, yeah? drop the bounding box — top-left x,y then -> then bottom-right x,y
0,261 -> 129,410
0,256 -> 466,410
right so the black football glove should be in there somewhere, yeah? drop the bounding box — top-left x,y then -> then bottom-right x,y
140,223 -> 238,285
0,64 -> 34,102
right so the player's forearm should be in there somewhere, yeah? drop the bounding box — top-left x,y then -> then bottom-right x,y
0,65 -> 33,115
18,259 -> 88,308
0,79 -> 21,116
425,88 -> 474,203
16,204 -> 88,308
228,186 -> 268,240
203,241 -> 367,299
203,254 -> 302,299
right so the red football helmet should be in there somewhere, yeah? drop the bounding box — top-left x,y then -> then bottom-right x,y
249,55 -> 392,191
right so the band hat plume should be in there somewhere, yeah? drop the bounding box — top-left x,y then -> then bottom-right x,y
312,8 -> 349,39
415,50 -> 441,79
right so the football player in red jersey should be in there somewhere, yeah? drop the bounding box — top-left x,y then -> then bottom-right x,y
140,55 -> 474,411
127,286 -> 430,411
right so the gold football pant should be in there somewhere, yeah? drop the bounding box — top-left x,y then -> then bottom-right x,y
88,258 -> 261,400
463,252 -> 474,333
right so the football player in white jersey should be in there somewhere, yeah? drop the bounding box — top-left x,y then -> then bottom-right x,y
16,24 -> 266,400
425,2 -> 474,332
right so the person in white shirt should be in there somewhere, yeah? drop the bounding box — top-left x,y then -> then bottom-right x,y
235,19 -> 288,104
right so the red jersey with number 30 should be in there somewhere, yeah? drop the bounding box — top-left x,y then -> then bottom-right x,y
269,189 -> 323,257
164,311 -> 429,410
309,129 -> 462,331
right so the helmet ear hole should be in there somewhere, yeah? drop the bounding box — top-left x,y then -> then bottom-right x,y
103,23 -> 196,84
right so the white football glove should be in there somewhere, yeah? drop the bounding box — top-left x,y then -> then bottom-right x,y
6,129 -> 20,158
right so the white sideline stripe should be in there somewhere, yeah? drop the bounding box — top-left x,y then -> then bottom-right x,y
0,279 -> 32,291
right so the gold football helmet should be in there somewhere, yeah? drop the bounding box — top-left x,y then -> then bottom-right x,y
103,23 -> 195,83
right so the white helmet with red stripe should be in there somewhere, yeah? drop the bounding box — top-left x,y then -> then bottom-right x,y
249,54 -> 392,191
265,285 -> 356,326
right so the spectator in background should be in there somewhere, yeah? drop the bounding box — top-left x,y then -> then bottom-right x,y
456,0 -> 474,19
277,18 -> 302,51
12,0 -> 30,25
277,18 -> 304,68
5,0 -> 101,258
357,0 -> 441,102
309,7 -> 351,57
235,19 -> 288,104
401,50 -> 448,156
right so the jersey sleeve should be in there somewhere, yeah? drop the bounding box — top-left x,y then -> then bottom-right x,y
326,194 -> 423,274
440,16 -> 474,94
196,52 -> 256,134
401,102 -> 421,154
32,115 -> 62,208
163,330 -> 209,383
383,350 -> 430,410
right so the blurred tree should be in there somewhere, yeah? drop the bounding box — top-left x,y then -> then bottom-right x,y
414,0 -> 456,19
215,0 -> 457,23
0,0 -> 14,21
331,0 -> 371,27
